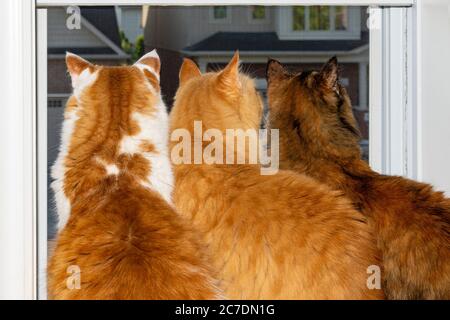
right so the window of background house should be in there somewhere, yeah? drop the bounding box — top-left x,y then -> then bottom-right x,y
284,6 -> 360,40
293,6 -> 349,31
293,7 -> 305,31
211,6 -> 229,22
251,6 -> 266,20
335,6 -> 349,30
309,6 -> 330,30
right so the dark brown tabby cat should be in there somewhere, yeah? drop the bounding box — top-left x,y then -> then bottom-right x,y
266,57 -> 450,299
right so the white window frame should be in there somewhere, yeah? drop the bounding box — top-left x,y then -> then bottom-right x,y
277,6 -> 361,40
0,0 -> 416,300
369,6 -> 418,178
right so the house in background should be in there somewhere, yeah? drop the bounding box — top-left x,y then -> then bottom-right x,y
144,6 -> 370,147
115,6 -> 144,43
47,6 -> 129,238
47,6 -> 128,109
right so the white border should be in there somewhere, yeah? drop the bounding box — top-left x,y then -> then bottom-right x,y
407,3 -> 421,181
37,8 -> 48,300
369,6 -> 416,177
37,0 -> 414,7
0,0 -> 37,299
385,7 -> 407,175
368,7 -> 383,173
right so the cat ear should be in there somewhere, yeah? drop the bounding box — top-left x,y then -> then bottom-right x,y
266,59 -> 288,83
66,52 -> 93,83
217,51 -> 241,98
135,49 -> 160,75
320,56 -> 339,90
179,58 -> 202,86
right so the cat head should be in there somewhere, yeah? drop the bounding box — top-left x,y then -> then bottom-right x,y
56,50 -> 166,186
266,57 -> 361,160
170,51 -> 263,134
63,50 -> 164,143
66,50 -> 161,106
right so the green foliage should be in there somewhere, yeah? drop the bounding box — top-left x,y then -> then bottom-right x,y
213,6 -> 227,19
252,6 -> 266,20
119,30 -> 145,63
132,35 -> 145,62
309,6 -> 330,31
293,7 -> 305,31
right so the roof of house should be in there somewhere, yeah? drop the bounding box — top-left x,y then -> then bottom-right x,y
48,6 -> 126,57
80,6 -> 122,48
183,31 -> 369,53
48,47 -> 117,55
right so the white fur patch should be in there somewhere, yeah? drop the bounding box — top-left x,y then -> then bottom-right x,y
95,157 -> 120,176
140,49 -> 159,60
106,164 -> 120,176
51,109 -> 79,231
134,64 -> 160,83
119,98 -> 173,204
71,67 -> 98,99
134,49 -> 160,82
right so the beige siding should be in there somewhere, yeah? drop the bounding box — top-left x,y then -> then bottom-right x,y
48,8 -> 105,48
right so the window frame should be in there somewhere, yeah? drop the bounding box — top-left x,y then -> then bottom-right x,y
0,0 -> 416,300
368,6 -> 417,178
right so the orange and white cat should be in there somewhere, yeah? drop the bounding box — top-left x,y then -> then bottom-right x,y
48,51 -> 221,299
266,57 -> 450,299
169,52 -> 384,299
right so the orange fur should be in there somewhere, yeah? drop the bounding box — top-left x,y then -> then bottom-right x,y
48,53 -> 221,300
266,58 -> 450,299
169,53 -> 384,299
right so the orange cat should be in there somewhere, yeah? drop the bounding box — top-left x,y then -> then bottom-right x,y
47,51 -> 221,299
266,57 -> 450,299
169,52 -> 384,299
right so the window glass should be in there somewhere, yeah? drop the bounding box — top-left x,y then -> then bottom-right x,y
309,6 -> 330,31
251,6 -> 266,20
292,6 -> 305,31
213,6 -> 227,20
335,6 -> 349,30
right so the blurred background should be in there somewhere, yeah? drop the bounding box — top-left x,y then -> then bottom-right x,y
47,5 -> 370,239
